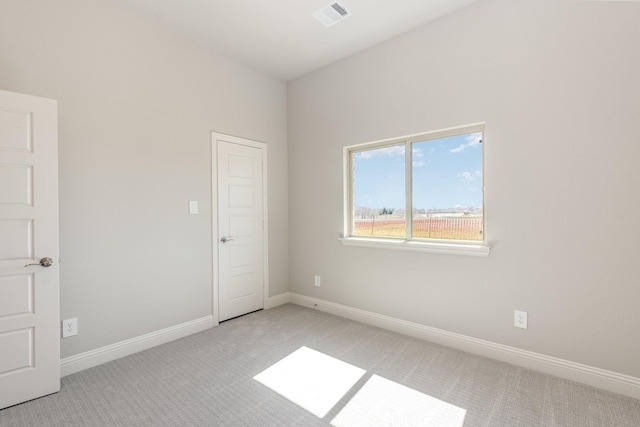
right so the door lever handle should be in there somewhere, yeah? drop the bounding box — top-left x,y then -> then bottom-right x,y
220,236 -> 234,243
25,257 -> 54,268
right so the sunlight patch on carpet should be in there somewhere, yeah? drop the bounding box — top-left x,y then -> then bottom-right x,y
253,346 -> 366,417
331,374 -> 466,427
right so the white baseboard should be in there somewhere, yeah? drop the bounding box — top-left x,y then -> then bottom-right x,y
60,294 -> 290,377
289,293 -> 640,400
265,292 -> 291,309
60,315 -> 215,377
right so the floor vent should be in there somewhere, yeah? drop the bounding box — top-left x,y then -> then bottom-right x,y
313,2 -> 352,27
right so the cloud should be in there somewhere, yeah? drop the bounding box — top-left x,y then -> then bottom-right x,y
356,145 -> 404,159
356,146 -> 427,169
411,147 -> 425,167
459,170 -> 482,181
450,132 -> 482,153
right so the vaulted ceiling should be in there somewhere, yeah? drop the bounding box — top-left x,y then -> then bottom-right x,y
112,0 -> 481,81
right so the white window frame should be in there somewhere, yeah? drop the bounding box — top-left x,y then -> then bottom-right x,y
341,123 -> 490,257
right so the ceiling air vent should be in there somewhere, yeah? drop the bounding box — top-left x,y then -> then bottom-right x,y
313,2 -> 352,27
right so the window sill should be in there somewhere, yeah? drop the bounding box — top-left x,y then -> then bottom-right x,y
339,237 -> 490,257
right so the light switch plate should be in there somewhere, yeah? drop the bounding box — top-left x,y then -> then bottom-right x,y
189,201 -> 198,214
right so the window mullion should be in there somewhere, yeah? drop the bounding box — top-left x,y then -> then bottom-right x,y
405,141 -> 412,240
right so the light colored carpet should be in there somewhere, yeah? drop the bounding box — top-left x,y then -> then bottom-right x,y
1,304 -> 639,426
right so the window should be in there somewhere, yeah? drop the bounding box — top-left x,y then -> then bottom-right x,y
342,123 -> 489,256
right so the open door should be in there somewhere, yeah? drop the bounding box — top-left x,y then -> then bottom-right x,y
0,90 -> 60,409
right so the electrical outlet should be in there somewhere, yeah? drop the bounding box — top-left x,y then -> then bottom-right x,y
514,310 -> 528,329
314,275 -> 321,287
62,318 -> 78,338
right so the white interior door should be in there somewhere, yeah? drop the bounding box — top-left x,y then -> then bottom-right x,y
215,137 -> 265,322
0,90 -> 60,409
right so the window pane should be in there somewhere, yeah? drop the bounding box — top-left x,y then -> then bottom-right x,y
352,144 -> 406,238
411,132 -> 483,241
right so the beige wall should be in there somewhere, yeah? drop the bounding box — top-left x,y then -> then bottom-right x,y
2,0 -> 639,380
288,0 -> 640,377
0,0 -> 288,358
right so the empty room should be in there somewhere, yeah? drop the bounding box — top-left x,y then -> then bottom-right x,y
1,0 -> 639,425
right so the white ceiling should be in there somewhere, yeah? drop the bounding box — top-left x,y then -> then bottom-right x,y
111,0 -> 481,81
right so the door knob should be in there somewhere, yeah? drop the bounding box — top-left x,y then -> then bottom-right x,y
220,236 -> 234,243
24,257 -> 54,268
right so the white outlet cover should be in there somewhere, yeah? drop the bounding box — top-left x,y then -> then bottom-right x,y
514,310 -> 528,329
62,318 -> 78,338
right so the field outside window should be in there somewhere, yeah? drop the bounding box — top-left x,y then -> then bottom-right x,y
347,124 -> 484,245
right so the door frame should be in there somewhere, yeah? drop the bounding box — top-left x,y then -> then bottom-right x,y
211,132 -> 269,325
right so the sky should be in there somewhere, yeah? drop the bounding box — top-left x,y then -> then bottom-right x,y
352,132 -> 482,210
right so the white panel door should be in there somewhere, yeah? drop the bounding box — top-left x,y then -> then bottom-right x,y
217,139 -> 264,322
0,90 -> 59,409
